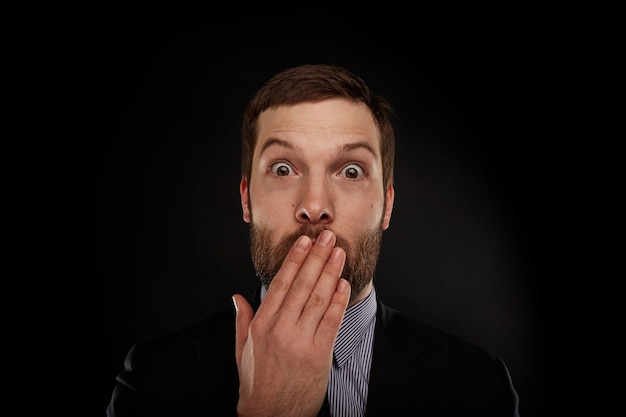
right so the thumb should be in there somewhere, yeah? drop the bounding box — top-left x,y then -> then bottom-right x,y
232,294 -> 254,368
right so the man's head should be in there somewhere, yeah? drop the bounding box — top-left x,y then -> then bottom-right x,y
241,64 -> 395,191
239,64 -> 396,303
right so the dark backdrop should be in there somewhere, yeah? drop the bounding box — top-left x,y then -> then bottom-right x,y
64,8 -> 561,416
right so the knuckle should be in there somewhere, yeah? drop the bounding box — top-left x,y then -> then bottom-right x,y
307,292 -> 326,308
267,278 -> 289,293
322,263 -> 340,276
284,251 -> 304,266
308,246 -> 329,261
248,319 -> 265,336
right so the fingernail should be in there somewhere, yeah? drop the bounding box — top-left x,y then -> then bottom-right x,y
231,296 -> 238,314
329,247 -> 344,263
318,230 -> 334,247
338,278 -> 350,294
295,235 -> 312,252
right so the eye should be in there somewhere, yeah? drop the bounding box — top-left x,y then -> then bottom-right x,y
269,162 -> 296,176
340,163 -> 365,179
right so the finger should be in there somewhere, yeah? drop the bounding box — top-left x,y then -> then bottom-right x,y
298,246 -> 346,334
255,235 -> 312,317
314,278 -> 351,348
232,294 -> 254,369
279,230 -> 337,317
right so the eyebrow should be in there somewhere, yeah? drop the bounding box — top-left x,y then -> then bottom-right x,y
259,137 -> 378,158
259,138 -> 295,156
341,141 -> 378,157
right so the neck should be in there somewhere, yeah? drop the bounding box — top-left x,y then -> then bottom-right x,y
348,281 -> 373,307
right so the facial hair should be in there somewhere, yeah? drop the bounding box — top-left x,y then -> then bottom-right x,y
249,222 -> 383,303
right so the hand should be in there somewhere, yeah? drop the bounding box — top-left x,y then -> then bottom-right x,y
232,230 -> 351,417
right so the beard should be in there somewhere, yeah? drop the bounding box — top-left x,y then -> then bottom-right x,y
249,221 -> 383,303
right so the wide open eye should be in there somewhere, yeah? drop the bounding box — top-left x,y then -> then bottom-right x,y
340,163 -> 365,179
269,162 -> 296,176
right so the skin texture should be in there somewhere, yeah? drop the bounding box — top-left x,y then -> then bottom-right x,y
232,98 -> 395,417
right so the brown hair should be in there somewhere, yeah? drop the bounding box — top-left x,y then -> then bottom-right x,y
241,64 -> 395,190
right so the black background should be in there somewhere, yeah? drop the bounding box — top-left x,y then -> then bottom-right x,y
49,6 -> 567,416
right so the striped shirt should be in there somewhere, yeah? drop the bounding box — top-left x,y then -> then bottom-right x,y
260,285 -> 377,417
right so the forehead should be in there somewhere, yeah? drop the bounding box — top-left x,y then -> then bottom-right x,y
255,98 -> 380,155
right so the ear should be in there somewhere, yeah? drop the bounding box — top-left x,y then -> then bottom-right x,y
382,184 -> 395,230
240,177 -> 251,223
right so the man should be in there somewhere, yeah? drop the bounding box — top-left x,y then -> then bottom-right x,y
107,64 -> 520,416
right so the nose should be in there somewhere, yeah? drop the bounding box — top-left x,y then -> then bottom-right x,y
295,177 -> 334,224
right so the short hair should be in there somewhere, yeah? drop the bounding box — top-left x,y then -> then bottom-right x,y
241,64 -> 395,190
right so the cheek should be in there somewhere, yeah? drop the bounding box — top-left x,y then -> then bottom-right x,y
343,198 -> 384,228
249,192 -> 294,223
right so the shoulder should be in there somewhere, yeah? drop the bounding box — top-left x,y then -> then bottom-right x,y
376,298 -> 501,362
126,286 -> 256,366
118,306 -> 237,389
127,307 -> 235,363
372,299 -> 519,414
109,308 -> 240,415
375,299 -> 516,384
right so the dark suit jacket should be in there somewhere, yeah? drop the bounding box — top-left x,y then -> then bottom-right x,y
107,290 -> 520,416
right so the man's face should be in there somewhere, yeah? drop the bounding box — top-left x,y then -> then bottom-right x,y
239,98 -> 394,304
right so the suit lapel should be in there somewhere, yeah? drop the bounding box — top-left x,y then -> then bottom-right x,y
365,299 -> 448,415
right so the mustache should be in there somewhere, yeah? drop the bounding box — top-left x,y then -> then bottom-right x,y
280,225 -> 351,251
